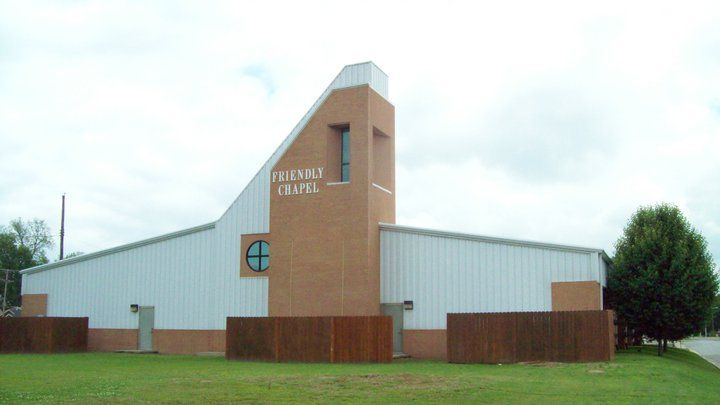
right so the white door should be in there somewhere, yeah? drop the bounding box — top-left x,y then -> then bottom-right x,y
382,303 -> 404,353
138,306 -> 154,351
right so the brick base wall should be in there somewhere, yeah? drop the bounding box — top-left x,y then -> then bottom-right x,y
403,329 -> 447,360
88,329 -> 138,351
88,328 -> 225,354
154,330 -> 225,354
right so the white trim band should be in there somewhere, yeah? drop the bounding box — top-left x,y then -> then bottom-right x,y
372,183 -> 393,195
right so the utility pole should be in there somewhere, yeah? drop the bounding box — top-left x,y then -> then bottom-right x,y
2,269 -> 9,312
60,193 -> 65,260
1,269 -> 17,313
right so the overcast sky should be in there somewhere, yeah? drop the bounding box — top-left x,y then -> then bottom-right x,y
1,1 -> 718,267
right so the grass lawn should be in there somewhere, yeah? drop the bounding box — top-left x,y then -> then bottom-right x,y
0,346 -> 718,403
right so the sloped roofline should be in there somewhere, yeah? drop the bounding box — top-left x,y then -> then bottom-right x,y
217,61 -> 389,221
379,223 -> 612,263
20,222 -> 215,275
21,62 -> 389,276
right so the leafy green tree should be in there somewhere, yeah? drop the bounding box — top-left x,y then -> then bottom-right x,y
608,204 -> 718,355
8,218 -> 53,264
0,218 -> 54,308
0,233 -> 34,308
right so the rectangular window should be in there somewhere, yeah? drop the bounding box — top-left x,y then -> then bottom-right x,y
341,128 -> 350,182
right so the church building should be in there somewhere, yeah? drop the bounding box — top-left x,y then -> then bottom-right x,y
21,62 -> 610,359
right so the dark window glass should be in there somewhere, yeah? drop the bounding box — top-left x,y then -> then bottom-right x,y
341,128 -> 350,182
246,240 -> 269,272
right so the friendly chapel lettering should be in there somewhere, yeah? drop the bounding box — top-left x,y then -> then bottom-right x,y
271,167 -> 324,196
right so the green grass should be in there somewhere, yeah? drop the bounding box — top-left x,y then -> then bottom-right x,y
0,346 -> 718,403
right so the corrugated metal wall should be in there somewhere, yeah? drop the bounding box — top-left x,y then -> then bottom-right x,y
380,226 -> 607,330
22,62 -> 389,330
599,255 -> 610,287
22,227 -> 267,329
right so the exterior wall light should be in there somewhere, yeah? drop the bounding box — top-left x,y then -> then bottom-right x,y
403,300 -> 413,310
130,304 -> 139,313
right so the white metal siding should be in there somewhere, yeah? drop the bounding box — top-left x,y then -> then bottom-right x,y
380,228 -> 605,329
599,255 -> 610,287
22,228 -> 267,329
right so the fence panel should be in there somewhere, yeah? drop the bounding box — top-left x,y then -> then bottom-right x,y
225,317 -> 277,361
226,316 -> 392,363
0,317 -> 88,353
277,317 -> 332,362
447,311 -> 614,364
333,316 -> 393,363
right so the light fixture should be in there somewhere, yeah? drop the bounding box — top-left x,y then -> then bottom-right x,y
403,300 -> 413,310
130,304 -> 139,313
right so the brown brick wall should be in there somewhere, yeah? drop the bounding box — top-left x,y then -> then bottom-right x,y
260,85 -> 395,317
88,328 -> 225,354
154,330 -> 225,354
403,329 -> 447,360
21,294 -> 47,317
551,281 -> 602,311
88,328 -> 138,351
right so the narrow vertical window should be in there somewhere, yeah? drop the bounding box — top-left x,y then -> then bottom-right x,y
341,128 -> 350,182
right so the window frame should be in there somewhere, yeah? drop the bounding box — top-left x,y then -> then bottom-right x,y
341,127 -> 350,182
246,240 -> 270,272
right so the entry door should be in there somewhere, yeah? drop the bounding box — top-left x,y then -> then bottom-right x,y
382,304 -> 404,353
138,306 -> 155,351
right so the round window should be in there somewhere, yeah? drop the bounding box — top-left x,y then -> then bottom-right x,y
246,240 -> 269,272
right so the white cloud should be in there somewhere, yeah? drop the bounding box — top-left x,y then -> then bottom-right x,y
0,1 -> 718,266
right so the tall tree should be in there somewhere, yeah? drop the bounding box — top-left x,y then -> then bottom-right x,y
8,218 -> 53,264
608,204 -> 718,355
